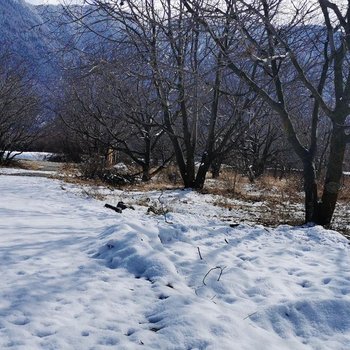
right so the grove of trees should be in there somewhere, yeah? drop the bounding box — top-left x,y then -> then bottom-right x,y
1,0 -> 350,227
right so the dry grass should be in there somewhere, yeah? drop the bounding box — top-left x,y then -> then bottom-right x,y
60,162 -> 79,175
338,176 -> 350,202
56,163 -> 349,235
59,163 -> 349,208
201,170 -> 306,227
129,182 -> 182,192
58,163 -> 106,188
208,170 -> 349,233
203,170 -> 247,197
0,159 -> 30,169
61,174 -> 107,188
204,170 -> 304,205
59,163 -> 182,195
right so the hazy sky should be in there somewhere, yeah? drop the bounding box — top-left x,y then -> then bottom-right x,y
26,0 -> 61,4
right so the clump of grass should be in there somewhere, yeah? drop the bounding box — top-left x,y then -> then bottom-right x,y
61,162 -> 79,175
0,159 -> 32,170
338,176 -> 350,202
202,169 -> 247,197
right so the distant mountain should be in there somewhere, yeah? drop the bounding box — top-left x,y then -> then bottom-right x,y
1,0 -> 324,95
0,0 -> 119,93
0,0 -> 61,87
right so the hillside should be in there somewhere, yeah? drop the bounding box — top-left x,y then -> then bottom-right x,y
0,0 -> 60,86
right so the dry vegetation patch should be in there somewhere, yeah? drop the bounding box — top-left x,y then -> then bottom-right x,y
56,164 -> 349,237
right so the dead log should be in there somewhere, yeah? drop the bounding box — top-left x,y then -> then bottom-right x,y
104,203 -> 122,213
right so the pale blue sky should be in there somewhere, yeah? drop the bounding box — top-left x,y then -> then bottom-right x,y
26,0 -> 61,4
26,0 -> 83,4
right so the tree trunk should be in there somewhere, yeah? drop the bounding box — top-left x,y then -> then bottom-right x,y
194,159 -> 211,189
211,160 -> 221,178
184,150 -> 196,188
302,159 -> 319,224
142,164 -> 151,182
315,124 -> 346,226
142,137 -> 151,182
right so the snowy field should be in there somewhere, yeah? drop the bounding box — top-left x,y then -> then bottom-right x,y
5,152 -> 54,161
0,173 -> 350,349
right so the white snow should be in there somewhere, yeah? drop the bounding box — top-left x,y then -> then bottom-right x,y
113,162 -> 129,173
3,152 -> 54,161
0,168 -> 56,176
0,173 -> 350,349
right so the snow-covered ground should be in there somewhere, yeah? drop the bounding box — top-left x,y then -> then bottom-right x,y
0,167 -> 57,176
5,152 -> 54,161
1,173 -> 350,349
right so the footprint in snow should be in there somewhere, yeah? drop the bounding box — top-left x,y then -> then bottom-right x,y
98,336 -> 119,346
158,294 -> 169,300
146,313 -> 164,333
223,296 -> 237,304
323,277 -> 332,285
287,267 -> 300,275
126,328 -> 135,336
10,317 -> 30,326
298,280 -> 312,288
237,253 -> 258,262
36,329 -> 56,338
341,288 -> 349,295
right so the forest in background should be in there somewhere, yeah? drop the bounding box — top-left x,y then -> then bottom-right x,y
1,0 -> 350,226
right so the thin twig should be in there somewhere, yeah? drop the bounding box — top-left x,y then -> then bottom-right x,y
217,266 -> 227,281
197,247 -> 203,260
158,190 -> 173,224
243,311 -> 258,320
203,266 -> 226,286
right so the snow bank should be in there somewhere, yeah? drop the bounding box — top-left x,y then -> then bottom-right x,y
252,299 -> 350,339
9,151 -> 54,161
1,175 -> 350,349
91,204 -> 350,349
0,167 -> 56,176
94,223 -> 178,282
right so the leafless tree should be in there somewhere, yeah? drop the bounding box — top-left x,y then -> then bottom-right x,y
183,0 -> 350,225
239,110 -> 283,181
57,50 -> 173,181
61,0 -> 252,189
0,53 -> 41,164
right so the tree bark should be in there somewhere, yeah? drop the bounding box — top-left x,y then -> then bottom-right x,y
302,158 -> 319,224
142,163 -> 151,182
142,136 -> 151,182
211,156 -> 223,179
316,124 -> 347,225
194,154 -> 213,189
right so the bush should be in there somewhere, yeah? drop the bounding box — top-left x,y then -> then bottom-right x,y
101,169 -> 139,186
79,155 -> 106,179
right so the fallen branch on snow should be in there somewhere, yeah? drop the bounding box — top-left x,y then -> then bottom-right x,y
104,203 -> 122,213
203,266 -> 227,286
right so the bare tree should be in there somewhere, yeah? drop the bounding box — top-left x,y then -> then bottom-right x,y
240,110 -> 283,181
57,50 -> 172,181
183,0 -> 350,225
0,53 -> 40,164
61,0 -> 251,189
